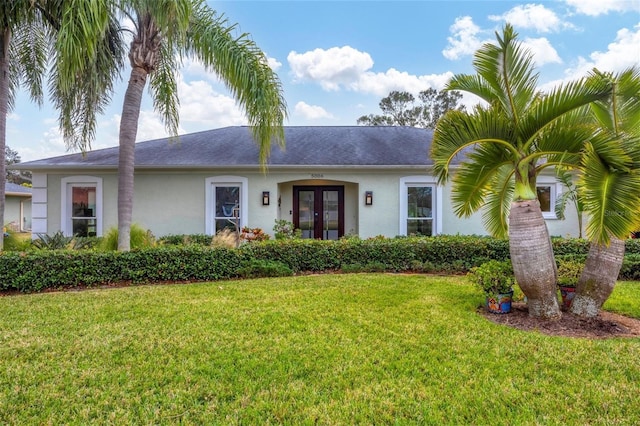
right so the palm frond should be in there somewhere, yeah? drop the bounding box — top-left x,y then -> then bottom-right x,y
431,107 -> 515,183
10,13 -> 49,107
185,3 -> 287,165
52,8 -> 125,151
589,67 -> 640,136
447,74 -> 495,104
473,24 -> 539,122
148,42 -> 180,137
580,143 -> 640,244
481,165 -> 514,238
520,76 -> 611,147
450,145 -> 512,218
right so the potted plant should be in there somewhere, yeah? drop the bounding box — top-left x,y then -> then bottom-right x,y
468,260 -> 515,314
556,258 -> 584,310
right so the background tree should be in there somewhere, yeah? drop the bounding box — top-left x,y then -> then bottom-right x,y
5,146 -> 31,185
94,0 -> 287,251
357,88 -> 463,129
431,24 -> 611,319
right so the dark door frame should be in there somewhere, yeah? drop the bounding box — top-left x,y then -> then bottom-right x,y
293,185 -> 345,240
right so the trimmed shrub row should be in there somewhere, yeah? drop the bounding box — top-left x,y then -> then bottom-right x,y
2,235 -> 640,293
0,246 -> 244,292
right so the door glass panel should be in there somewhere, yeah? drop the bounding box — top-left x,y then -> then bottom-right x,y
407,219 -> 433,236
323,190 -> 339,240
407,187 -> 432,218
298,190 -> 315,239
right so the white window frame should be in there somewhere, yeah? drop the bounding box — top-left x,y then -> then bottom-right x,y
536,176 -> 562,220
399,176 -> 443,236
205,176 -> 248,235
61,176 -> 103,237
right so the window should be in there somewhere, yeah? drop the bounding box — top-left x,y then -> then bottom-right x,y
399,176 -> 442,236
536,179 -> 561,219
61,176 -> 102,237
205,176 -> 248,235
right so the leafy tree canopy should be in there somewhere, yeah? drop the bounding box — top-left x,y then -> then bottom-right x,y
357,88 -> 464,129
5,146 -> 31,185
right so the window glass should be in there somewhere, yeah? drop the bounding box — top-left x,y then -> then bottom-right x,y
71,186 -> 97,237
537,186 -> 552,212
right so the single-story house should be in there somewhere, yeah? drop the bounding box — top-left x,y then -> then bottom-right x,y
4,182 -> 32,232
10,126 -> 578,240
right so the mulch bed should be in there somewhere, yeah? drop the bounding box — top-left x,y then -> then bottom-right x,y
481,302 -> 640,339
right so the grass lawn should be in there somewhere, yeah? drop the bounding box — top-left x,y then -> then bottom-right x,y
1,274 -> 639,425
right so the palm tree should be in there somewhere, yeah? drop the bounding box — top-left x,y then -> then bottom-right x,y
431,24 -> 611,319
103,0 -> 286,251
570,67 -> 640,317
0,1 -> 120,250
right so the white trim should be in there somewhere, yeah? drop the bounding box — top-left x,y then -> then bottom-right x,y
205,176 -> 248,235
399,176 -> 442,236
60,176 -> 103,236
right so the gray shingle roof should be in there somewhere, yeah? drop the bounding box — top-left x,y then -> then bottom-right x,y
5,182 -> 32,195
13,126 -> 436,170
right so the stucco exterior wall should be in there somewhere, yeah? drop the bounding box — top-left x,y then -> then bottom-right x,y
4,196 -> 31,231
33,168 -> 581,240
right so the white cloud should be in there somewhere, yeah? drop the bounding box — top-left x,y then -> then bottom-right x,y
442,16 -> 485,60
522,37 -> 563,66
286,45 -> 454,97
176,78 -> 247,129
565,0 -> 640,16
354,69 -> 455,97
564,24 -> 640,78
19,125 -> 69,161
288,46 -> 374,90
294,101 -> 334,120
267,56 -> 282,71
489,4 -> 572,33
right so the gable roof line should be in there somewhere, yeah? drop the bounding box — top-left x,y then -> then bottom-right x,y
11,125 -> 437,170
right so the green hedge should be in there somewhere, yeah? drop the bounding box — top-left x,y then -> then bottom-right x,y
2,235 -> 640,293
0,246 -> 243,292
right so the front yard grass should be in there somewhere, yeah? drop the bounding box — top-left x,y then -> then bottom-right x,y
1,274 -> 639,425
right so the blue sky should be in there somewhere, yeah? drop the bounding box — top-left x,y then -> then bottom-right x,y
8,0 -> 640,161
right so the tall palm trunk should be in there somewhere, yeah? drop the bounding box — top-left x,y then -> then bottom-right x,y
570,237 -> 625,318
117,65 -> 147,251
0,29 -> 10,251
509,199 -> 561,319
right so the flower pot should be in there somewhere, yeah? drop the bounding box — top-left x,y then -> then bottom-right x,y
559,285 -> 576,309
486,291 -> 513,314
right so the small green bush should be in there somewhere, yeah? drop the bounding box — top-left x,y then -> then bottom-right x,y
237,259 -> 293,278
556,259 -> 584,287
98,224 -> 155,251
468,260 -> 515,295
3,232 -> 32,251
273,220 -> 302,240
31,231 -> 96,250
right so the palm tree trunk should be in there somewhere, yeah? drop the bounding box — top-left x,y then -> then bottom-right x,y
509,199 -> 561,319
0,29 -> 11,251
117,66 -> 147,251
570,237 -> 625,318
